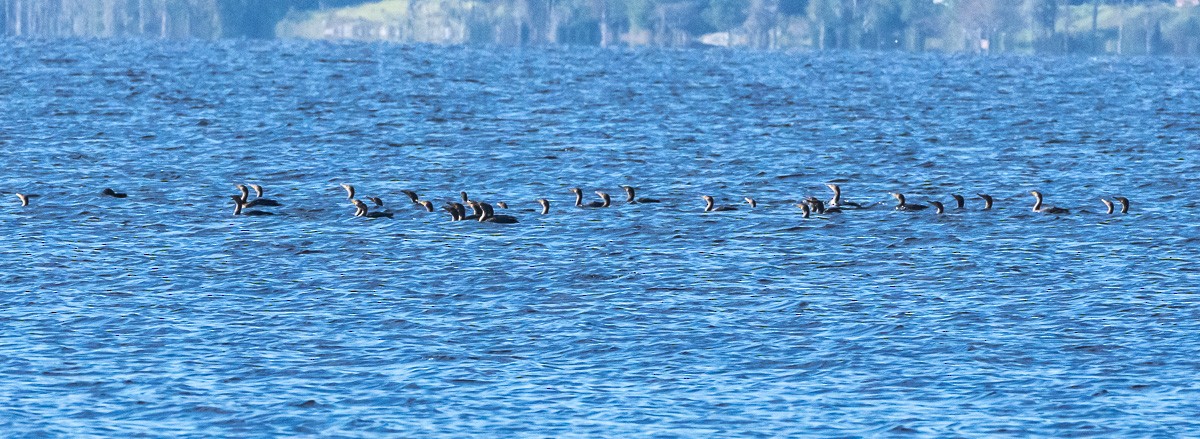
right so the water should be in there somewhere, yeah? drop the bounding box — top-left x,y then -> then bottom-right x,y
2,39 -> 1199,436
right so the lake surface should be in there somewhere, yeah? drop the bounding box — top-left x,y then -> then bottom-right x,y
2,39 -> 1199,437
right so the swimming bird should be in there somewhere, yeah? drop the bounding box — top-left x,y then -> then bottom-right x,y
16,193 -> 29,207
826,184 -> 864,208
101,188 -> 127,198
536,198 -> 550,215
478,202 -> 518,223
702,195 -> 738,212
442,204 -> 461,221
231,196 -> 273,216
805,197 -> 841,214
247,184 -> 280,204
441,203 -> 458,220
569,188 -> 607,208
240,184 -> 282,207
496,201 -> 508,209
341,184 -> 355,200
460,191 -> 471,204
621,186 -> 661,204
400,190 -> 420,204
457,202 -> 480,221
890,193 -> 928,211
745,197 -> 757,208
929,201 -> 945,214
797,203 -> 811,218
416,200 -> 434,212
1113,196 -> 1129,214
1100,198 -> 1115,214
978,193 -> 993,210
951,194 -> 965,209
367,196 -> 384,207
1030,191 -> 1069,214
353,199 -> 393,218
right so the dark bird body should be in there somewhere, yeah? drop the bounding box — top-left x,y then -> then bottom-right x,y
1114,197 -> 1129,214
826,184 -> 864,208
570,188 -> 609,208
702,195 -> 738,212
1030,191 -> 1069,214
242,184 -> 281,207
353,199 -> 393,218
479,202 -> 518,223
891,193 -> 928,211
978,194 -> 994,210
231,196 -> 274,216
621,186 -> 661,204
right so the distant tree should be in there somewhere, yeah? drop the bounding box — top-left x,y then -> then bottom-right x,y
1162,10 -> 1200,56
703,0 -> 748,31
1026,0 -> 1057,51
625,0 -> 653,30
861,0 -> 904,49
808,0 -> 840,49
217,0 -> 374,38
744,0 -> 777,47
949,0 -> 1022,52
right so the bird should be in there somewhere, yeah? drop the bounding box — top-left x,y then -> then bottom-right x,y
825,184 -> 864,208
797,203 -> 811,218
621,186 -> 661,204
569,188 -> 607,208
978,194 -> 994,210
353,199 -> 393,218
442,204 -> 461,221
248,184 -> 281,205
594,191 -> 612,207
805,197 -> 840,214
1030,191 -> 1069,214
890,193 -> 929,211
1113,196 -> 1130,214
478,202 -> 518,223
340,184 -> 355,200
929,201 -> 945,214
495,201 -> 509,209
416,200 -> 434,212
101,188 -> 127,198
1100,198 -> 1115,214
16,193 -> 29,207
950,194 -> 965,209
231,196 -> 273,216
240,184 -> 281,207
400,190 -> 420,204
458,202 -> 481,221
744,197 -> 757,208
702,195 -> 738,212
536,198 -> 550,215
366,196 -> 384,207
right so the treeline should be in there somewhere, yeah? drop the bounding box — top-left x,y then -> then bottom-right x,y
278,0 -> 1200,55
1,0 -> 221,38
0,0 -> 368,38
3,0 -> 1200,56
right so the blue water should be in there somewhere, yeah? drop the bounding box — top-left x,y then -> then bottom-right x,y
2,39 -> 1200,436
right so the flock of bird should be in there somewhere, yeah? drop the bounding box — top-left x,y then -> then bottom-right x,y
11,183 -> 1131,222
